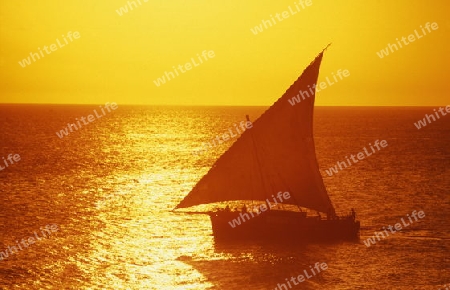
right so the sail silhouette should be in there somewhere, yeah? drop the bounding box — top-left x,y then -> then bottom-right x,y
176,49 -> 333,213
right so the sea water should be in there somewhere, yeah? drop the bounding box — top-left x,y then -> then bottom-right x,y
0,105 -> 449,289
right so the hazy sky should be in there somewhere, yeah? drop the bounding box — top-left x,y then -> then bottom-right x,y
1,1 -> 449,106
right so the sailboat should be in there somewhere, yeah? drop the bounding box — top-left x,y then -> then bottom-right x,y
175,46 -> 360,241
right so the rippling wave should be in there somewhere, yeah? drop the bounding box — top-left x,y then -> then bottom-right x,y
0,105 -> 448,289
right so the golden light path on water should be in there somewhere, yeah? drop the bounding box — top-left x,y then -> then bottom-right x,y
92,171 -> 216,289
86,107 -> 288,289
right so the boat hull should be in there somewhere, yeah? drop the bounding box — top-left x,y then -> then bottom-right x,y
209,210 -> 360,241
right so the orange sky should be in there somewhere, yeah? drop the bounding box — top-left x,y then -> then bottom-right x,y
0,1 -> 449,106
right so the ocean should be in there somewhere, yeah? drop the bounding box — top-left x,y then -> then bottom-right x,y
0,105 -> 449,289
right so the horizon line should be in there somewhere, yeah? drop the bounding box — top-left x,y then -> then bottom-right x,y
0,103 -> 448,107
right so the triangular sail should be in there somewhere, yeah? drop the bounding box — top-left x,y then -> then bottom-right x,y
176,49 -> 334,213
